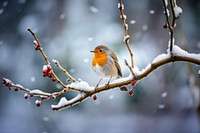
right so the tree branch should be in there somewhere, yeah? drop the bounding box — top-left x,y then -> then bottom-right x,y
118,0 -> 134,68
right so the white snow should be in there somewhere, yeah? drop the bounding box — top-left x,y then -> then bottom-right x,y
30,89 -> 51,96
84,58 -> 89,63
142,25 -> 148,31
132,66 -> 141,75
43,65 -> 48,71
130,20 -> 136,24
18,0 -> 26,4
89,6 -> 98,13
140,64 -> 151,74
0,9 -> 4,14
152,53 -> 170,64
164,0 -> 168,6
67,79 -> 94,91
33,40 -> 38,45
173,45 -> 200,60
111,74 -> 133,84
52,59 -> 59,66
118,3 -> 124,10
166,9 -> 170,17
161,92 -> 168,98
51,93 -> 85,109
35,99 -> 41,104
123,15 -> 127,20
3,1 -> 8,7
59,13 -> 65,20
43,117 -> 49,122
15,84 -> 24,88
123,35 -> 130,42
51,97 -> 68,109
149,10 -> 155,14
30,76 -> 35,82
174,5 -> 182,18
158,104 -> 165,109
87,37 -> 93,41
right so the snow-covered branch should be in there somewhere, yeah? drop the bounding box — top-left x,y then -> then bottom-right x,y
1,0 -> 200,111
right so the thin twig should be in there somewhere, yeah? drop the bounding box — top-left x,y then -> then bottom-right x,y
52,59 -> 76,82
162,0 -> 177,53
124,58 -> 135,76
27,28 -> 67,89
118,0 -> 134,67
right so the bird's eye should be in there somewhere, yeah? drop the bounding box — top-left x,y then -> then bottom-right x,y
99,49 -> 103,52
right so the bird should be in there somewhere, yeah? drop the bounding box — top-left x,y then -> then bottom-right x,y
91,45 -> 127,91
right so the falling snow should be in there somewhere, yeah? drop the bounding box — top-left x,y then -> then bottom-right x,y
149,10 -> 155,14
84,58 -> 89,63
142,25 -> 148,31
158,104 -> 165,109
43,117 -> 49,122
59,13 -> 65,20
87,37 -> 93,41
161,92 -> 168,98
30,76 -> 35,82
130,20 -> 136,24
0,9 -> 4,14
3,1 -> 8,7
18,0 -> 26,4
89,6 -> 98,13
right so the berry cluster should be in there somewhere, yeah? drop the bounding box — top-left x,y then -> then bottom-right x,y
42,64 -> 57,82
2,78 -> 12,88
128,79 -> 137,96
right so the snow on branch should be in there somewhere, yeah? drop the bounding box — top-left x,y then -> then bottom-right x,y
1,0 -> 200,111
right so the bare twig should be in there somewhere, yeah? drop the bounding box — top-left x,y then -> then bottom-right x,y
124,58 -> 135,77
52,59 -> 76,82
27,28 -> 68,89
118,0 -> 134,68
162,0 -> 179,53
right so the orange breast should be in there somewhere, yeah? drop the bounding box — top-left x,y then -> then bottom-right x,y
92,54 -> 107,67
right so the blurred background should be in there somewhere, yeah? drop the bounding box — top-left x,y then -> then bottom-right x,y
0,0 -> 199,133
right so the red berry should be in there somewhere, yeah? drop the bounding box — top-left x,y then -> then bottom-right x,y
52,77 -> 57,82
66,78 -> 71,82
47,65 -> 52,71
35,100 -> 41,107
163,23 -> 168,29
93,95 -> 97,100
64,89 -> 67,92
14,87 -> 19,92
131,80 -> 137,86
128,89 -> 134,96
24,93 -> 29,99
47,71 -> 52,76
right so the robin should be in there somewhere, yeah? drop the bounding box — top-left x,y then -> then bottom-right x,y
91,45 -> 127,91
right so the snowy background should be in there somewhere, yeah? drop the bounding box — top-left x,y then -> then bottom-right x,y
0,0 -> 200,133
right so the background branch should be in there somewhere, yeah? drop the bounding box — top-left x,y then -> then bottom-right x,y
118,0 -> 134,68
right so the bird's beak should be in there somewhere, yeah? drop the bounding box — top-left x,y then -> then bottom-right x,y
90,50 -> 94,53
